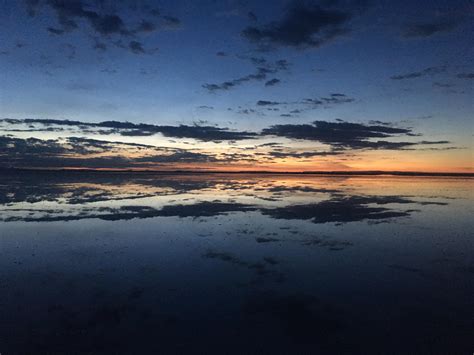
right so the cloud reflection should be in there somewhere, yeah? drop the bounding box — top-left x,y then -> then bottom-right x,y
0,171 -> 449,225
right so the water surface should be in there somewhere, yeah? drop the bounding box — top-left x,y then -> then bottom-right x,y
1,172 -> 473,354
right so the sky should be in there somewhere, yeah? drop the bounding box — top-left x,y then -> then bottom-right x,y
0,0 -> 473,172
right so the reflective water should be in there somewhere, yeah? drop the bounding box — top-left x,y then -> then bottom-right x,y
0,171 -> 473,354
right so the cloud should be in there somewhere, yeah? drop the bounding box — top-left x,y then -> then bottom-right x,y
1,118 -> 452,154
100,68 -> 117,74
129,40 -> 145,54
403,19 -> 459,38
262,120 -> 448,150
134,151 -> 217,164
203,57 -> 289,92
254,93 -> 354,110
241,2 -> 354,49
232,93 -> 354,117
203,70 -> 265,91
135,20 -> 157,33
303,93 -> 355,106
93,39 -> 107,51
418,140 -> 451,145
150,8 -> 160,17
257,100 -> 283,106
162,16 -> 180,27
47,27 -> 65,35
268,151 -> 341,159
457,73 -> 474,79
204,68 -> 278,91
40,0 -> 129,36
0,134 -> 225,169
24,0 -> 180,55
265,78 -> 281,86
24,0 -> 40,17
390,66 -> 447,80
65,81 -> 97,91
1,118 -> 258,142
248,11 -> 258,22
432,82 -> 455,89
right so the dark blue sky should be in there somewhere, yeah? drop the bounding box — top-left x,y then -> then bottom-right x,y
0,0 -> 472,171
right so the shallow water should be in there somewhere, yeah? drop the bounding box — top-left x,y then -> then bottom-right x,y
1,171 -> 473,354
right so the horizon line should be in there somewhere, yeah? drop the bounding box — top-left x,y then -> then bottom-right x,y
1,167 -> 473,177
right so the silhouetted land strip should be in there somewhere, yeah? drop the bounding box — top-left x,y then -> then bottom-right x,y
0,167 -> 472,177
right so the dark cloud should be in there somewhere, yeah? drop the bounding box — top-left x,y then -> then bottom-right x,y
0,135 -> 70,156
150,8 -> 160,17
252,94 -> 354,114
66,82 -> 96,91
257,100 -> 283,106
129,40 -> 145,54
236,108 -> 257,115
24,0 -> 180,54
93,41 -> 107,51
1,118 -> 451,153
262,120 -> 448,150
456,73 -> 474,79
100,68 -> 117,74
203,68 -> 276,91
24,0 -> 40,17
303,93 -> 355,106
47,27 -> 65,35
203,58 -> 289,92
0,135 -> 216,169
39,0 -> 129,36
248,11 -> 258,22
135,20 -> 157,33
241,2 -> 354,49
134,151 -> 217,164
432,82 -> 455,89
275,59 -> 290,70
403,19 -> 459,38
162,16 -> 180,27
268,185 -> 340,194
265,78 -> 281,86
144,125 -> 257,141
418,140 -> 451,145
268,151 -> 341,159
1,119 -> 258,142
368,120 -> 393,126
390,66 -> 447,80
216,51 -> 227,57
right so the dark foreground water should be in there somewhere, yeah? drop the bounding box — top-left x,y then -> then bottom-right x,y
0,171 -> 473,354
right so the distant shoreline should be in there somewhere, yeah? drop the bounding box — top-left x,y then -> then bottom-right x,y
1,167 -> 472,177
